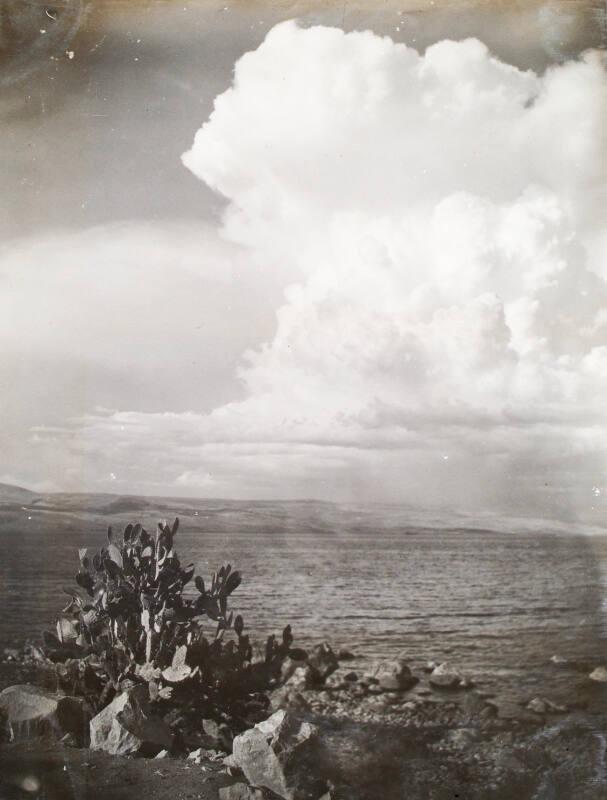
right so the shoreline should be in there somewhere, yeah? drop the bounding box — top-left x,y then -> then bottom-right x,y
2,650 -> 607,799
1,701 -> 605,799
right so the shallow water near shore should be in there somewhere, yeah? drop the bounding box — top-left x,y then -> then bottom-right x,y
1,499 -> 606,711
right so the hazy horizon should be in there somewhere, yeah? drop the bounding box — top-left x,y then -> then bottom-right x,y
1,1 -> 606,523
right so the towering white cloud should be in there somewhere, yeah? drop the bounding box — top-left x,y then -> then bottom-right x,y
29,23 -> 607,518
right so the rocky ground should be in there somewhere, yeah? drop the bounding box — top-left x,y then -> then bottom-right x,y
2,648 -> 607,800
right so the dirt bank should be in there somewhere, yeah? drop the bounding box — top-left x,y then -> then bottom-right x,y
0,739 -> 237,800
2,705 -> 606,800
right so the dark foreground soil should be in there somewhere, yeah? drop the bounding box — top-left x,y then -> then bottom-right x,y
3,659 -> 607,799
2,708 -> 607,800
0,739 -> 236,800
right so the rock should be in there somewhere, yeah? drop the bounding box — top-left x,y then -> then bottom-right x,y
480,703 -> 499,723
89,684 -> 173,757
550,655 -> 568,665
429,662 -> 463,689
444,728 -> 478,749
223,753 -> 244,777
307,643 -> 339,682
26,644 -> 47,663
462,691 -> 501,727
337,649 -> 355,661
3,648 -> 20,662
59,731 -> 76,747
345,682 -> 367,699
462,691 -> 489,719
370,660 -> 418,691
218,784 -> 268,800
232,710 -> 320,800
187,746 -> 225,763
343,672 -> 358,682
324,673 -> 346,691
423,661 -> 439,673
527,697 -> 567,715
155,749 -> 169,759
205,748 -> 227,761
364,697 -> 390,714
589,666 -> 607,682
0,684 -> 89,745
527,697 -> 548,714
280,657 -> 309,684
269,687 -> 311,714
188,747 -> 204,762
285,665 -> 316,691
203,718 -> 234,751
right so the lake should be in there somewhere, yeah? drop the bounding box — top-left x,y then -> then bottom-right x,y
1,498 -> 606,710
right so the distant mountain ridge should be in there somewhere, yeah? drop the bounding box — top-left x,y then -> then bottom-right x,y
0,483 -> 603,536
0,482 -> 38,503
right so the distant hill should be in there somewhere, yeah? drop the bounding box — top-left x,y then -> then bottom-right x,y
0,483 -> 602,535
0,482 -> 38,504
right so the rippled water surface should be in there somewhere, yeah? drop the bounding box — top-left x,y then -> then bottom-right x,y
1,499 -> 606,706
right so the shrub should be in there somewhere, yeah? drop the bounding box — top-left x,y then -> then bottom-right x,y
45,518 -> 298,734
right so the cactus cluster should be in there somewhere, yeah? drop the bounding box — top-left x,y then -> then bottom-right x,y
44,518 -> 297,731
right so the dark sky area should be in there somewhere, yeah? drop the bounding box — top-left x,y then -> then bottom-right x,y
2,0 -> 605,240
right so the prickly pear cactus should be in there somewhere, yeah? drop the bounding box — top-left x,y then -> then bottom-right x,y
46,517 -> 298,726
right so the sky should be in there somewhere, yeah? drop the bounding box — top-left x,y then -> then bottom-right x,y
1,0 -> 606,523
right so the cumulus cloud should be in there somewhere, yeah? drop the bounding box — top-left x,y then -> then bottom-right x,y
29,23 -> 607,518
